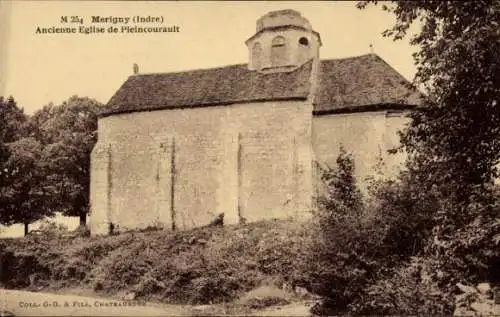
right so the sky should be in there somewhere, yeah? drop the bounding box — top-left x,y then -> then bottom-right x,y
1,1 -> 421,115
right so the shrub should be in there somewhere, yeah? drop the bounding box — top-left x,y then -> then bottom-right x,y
1,218 -> 313,306
317,146 -> 363,215
306,209 -> 399,315
82,221 -> 310,304
346,167 -> 498,315
348,256 -> 453,315
307,148 -> 443,315
307,149 -> 382,313
424,201 -> 500,288
36,220 -> 69,238
366,172 -> 438,260
0,238 -> 62,289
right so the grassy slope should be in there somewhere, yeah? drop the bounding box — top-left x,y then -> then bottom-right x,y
0,219 -> 313,306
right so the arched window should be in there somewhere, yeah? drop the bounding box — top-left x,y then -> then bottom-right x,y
252,42 -> 262,69
271,36 -> 287,66
272,36 -> 286,46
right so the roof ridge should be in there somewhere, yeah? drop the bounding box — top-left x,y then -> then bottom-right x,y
130,55 -> 375,77
130,59 -> 315,78
132,62 -> 248,77
320,53 -> 377,62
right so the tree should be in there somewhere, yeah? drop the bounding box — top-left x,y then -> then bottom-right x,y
0,97 -> 53,235
0,96 -> 27,175
357,0 -> 500,287
357,0 -> 500,226
2,137 -> 53,235
32,96 -> 101,227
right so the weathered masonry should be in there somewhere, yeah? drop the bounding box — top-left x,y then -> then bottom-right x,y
89,9 -> 422,235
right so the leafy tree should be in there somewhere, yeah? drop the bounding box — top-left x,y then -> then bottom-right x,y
357,0 -> 500,227
0,96 -> 26,138
2,137 -> 53,235
32,96 -> 101,227
357,0 -> 500,295
0,95 -> 101,234
0,97 -> 53,235
0,96 -> 27,175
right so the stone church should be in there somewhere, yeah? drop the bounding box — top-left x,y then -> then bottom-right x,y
89,9 -> 421,235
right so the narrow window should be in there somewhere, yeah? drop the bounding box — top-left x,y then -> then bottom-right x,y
271,36 -> 287,66
252,42 -> 262,69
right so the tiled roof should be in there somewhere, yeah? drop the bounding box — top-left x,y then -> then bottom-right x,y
102,54 -> 421,117
102,61 -> 313,117
314,54 -> 421,114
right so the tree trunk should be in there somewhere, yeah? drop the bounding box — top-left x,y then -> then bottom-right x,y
24,222 -> 29,236
79,213 -> 87,227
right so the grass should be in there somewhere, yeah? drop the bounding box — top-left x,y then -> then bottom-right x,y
0,218 -> 313,307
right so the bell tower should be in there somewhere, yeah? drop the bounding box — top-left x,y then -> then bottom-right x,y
246,9 -> 322,71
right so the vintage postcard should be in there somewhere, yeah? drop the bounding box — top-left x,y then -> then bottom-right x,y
1,1 -> 497,316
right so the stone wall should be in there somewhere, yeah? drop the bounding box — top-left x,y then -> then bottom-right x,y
89,100 -> 313,235
89,143 -> 111,235
311,110 -> 410,194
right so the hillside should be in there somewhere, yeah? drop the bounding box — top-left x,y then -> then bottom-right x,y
0,219 -> 314,308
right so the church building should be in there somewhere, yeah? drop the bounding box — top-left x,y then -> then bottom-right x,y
89,9 -> 421,235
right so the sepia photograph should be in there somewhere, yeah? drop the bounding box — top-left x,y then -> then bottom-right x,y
0,0 -> 499,316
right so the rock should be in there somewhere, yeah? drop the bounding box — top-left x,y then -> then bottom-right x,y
457,282 -> 477,294
453,282 -> 500,316
470,301 -> 494,315
208,213 -> 224,227
282,282 -> 293,294
295,286 -> 311,298
124,292 -> 136,300
453,306 -> 473,316
477,283 -> 491,295
456,292 -> 477,305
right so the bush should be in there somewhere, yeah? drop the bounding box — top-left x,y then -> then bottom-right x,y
80,221 -> 311,305
424,201 -> 500,288
364,178 -> 499,315
317,146 -> 363,214
306,209 -> 399,315
0,238 -> 63,289
366,172 -> 438,260
307,149 -> 384,313
36,220 -> 69,238
307,149 -> 443,315
343,166 -> 498,315
348,256 -> 453,315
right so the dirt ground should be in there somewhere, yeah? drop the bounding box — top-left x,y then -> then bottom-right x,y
0,289 -> 313,316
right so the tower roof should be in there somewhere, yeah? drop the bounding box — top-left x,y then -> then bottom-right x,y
256,9 -> 312,32
246,9 -> 321,45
